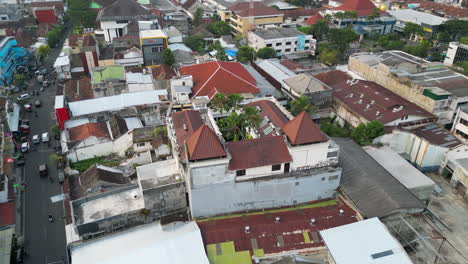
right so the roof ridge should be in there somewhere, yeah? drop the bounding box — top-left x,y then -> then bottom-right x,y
192,62 -> 221,98
219,63 -> 256,88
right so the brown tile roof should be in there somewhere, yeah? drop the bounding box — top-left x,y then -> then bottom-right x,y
83,34 -> 97,47
227,2 -> 283,17
63,76 -> 95,102
172,110 -> 204,154
247,100 -> 290,136
303,13 -> 324,25
70,164 -> 129,200
227,136 -> 292,170
314,70 -> 351,87
282,111 -> 327,145
186,125 -> 226,161
281,7 -> 322,18
68,122 -> 110,141
401,0 -> 468,18
411,124 -> 462,148
68,34 -> 82,47
280,59 -> 306,71
108,114 -> 128,139
332,0 -> 386,16
150,65 -> 176,80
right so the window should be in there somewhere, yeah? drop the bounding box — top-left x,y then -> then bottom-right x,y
286,41 -> 291,45
236,170 -> 246,176
285,48 -> 291,52
266,43 -> 272,47
328,175 -> 339,181
182,81 -> 185,86
276,43 -> 281,46
116,20 -> 128,24
305,40 -> 310,43
272,164 -> 281,171
136,142 -> 146,147
151,46 -> 164,53
276,50 -> 281,53
295,41 -> 297,44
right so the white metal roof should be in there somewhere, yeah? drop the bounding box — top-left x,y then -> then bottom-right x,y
124,117 -> 143,130
71,221 -> 210,264
388,9 -> 447,26
68,90 -> 167,116
54,95 -> 65,109
139,29 -> 167,39
54,55 -> 70,67
364,146 -> 435,189
256,59 -> 296,87
320,218 -> 414,264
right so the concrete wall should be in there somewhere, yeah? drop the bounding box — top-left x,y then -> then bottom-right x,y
67,137 -> 114,162
348,56 -> 436,114
134,141 -> 152,153
112,130 -> 133,156
290,142 -> 329,169
101,21 -> 128,42
190,167 -> 342,218
142,182 -> 187,217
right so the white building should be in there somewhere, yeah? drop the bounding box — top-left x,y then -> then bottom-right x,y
168,98 -> 341,218
114,47 -> 144,67
54,46 -> 71,80
439,144 -> 468,199
388,9 -> 447,37
126,70 -> 154,92
320,218 -> 414,264
451,105 -> 468,142
444,41 -> 468,67
70,221 -> 210,264
248,27 -> 316,56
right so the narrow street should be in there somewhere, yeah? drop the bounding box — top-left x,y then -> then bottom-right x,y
15,32 -> 69,264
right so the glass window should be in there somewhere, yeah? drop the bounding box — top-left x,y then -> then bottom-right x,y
236,170 -> 246,176
286,42 -> 291,45
276,43 -> 281,46
266,43 -> 272,47
272,164 -> 281,171
285,48 -> 291,52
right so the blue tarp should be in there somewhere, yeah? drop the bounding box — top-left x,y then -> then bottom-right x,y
225,50 -> 238,57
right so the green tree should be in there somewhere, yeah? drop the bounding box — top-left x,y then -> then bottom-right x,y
236,46 -> 256,62
311,19 -> 329,41
403,22 -> 425,40
327,27 -> 358,56
460,36 -> 468,45
344,11 -> 358,20
438,20 -> 468,42
257,47 -> 277,59
367,8 -> 381,20
13,74 -> 25,87
297,26 -> 313,35
351,121 -> 384,145
216,48 -> 229,61
206,21 -> 231,37
47,29 -> 60,48
37,45 -> 51,60
219,112 -> 245,141
318,46 -> 338,65
163,48 -> 175,66
209,93 -> 244,113
184,36 -> 206,53
211,13 -> 221,21
404,39 -> 431,58
290,96 -> 315,116
193,8 -> 203,27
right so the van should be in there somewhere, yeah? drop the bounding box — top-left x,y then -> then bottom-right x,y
39,164 -> 48,176
17,93 -> 30,101
42,132 -> 49,143
21,142 -> 29,153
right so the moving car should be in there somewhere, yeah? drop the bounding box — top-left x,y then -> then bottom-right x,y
17,93 -> 29,101
24,104 -> 32,112
32,135 -> 40,144
41,132 -> 49,143
14,154 -> 25,167
21,142 -> 29,153
39,164 -> 48,177
34,100 -> 41,107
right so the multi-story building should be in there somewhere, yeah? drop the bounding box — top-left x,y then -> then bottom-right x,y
451,105 -> 468,142
348,50 -> 468,124
0,36 -> 29,87
0,0 -> 21,23
220,2 -> 284,36
97,0 -> 157,42
388,9 -> 447,38
139,29 -> 167,66
444,41 -> 468,67
167,98 -> 341,218
248,28 -> 316,56
323,0 -> 396,36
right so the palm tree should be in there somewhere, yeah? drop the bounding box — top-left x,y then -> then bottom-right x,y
324,14 -> 332,22
243,106 -> 261,131
226,94 -> 244,111
334,12 -> 345,27
219,112 -> 244,141
290,96 -> 316,116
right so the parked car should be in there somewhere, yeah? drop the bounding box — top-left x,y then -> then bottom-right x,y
21,142 -> 29,153
34,100 -> 41,107
32,135 -> 40,144
19,119 -> 29,126
39,164 -> 48,177
17,93 -> 29,101
24,104 -> 32,112
41,132 -> 49,143
19,125 -> 30,135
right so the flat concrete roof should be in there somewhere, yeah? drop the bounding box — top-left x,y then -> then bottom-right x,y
136,159 -> 180,190
252,27 -> 304,40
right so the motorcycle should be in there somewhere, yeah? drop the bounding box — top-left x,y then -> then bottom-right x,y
48,215 -> 54,223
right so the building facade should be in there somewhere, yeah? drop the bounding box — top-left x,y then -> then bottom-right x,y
248,28 -> 316,56
451,105 -> 468,142
444,41 -> 468,67
0,37 -> 29,87
139,30 -> 167,66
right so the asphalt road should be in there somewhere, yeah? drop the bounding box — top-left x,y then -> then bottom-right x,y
17,38 -> 68,264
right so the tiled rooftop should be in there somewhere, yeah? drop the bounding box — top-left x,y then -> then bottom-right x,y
227,2 -> 283,17
197,199 -> 359,261
68,122 -> 110,141
411,123 -> 462,148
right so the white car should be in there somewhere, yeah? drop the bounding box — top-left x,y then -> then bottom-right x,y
42,132 -> 49,143
32,135 -> 40,144
17,93 -> 30,101
21,142 -> 29,153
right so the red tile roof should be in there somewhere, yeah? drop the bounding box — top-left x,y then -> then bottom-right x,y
68,122 -> 110,141
179,61 -> 259,98
197,199 -> 359,255
34,9 -> 58,24
31,1 -> 64,11
64,76 -> 95,102
248,100 -> 290,130
280,59 -> 306,71
401,0 -> 468,18
332,0 -> 384,16
172,110 -> 204,154
314,70 -> 351,87
186,125 -> 227,161
331,78 -> 435,125
151,65 -> 176,80
303,13 -> 324,25
281,8 -> 321,18
282,112 -> 328,145
227,2 -> 283,17
227,136 -> 292,170
0,202 -> 15,226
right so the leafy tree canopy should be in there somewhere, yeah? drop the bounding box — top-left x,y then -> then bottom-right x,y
290,96 -> 316,116
206,21 -> 231,37
438,20 -> 468,42
403,22 -> 424,39
163,48 -> 175,66
193,8 -> 204,27
37,45 -> 51,59
184,35 -> 206,54
257,47 -> 277,59
236,46 -> 256,62
351,120 -> 384,145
